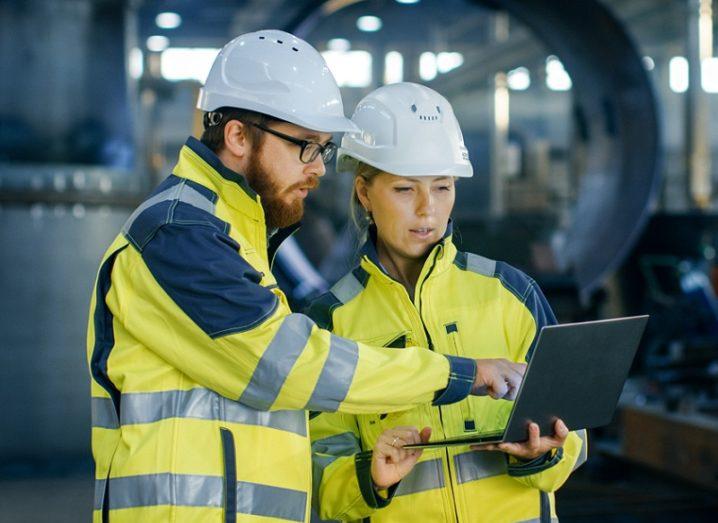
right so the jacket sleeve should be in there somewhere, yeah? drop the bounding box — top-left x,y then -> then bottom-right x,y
110,221 -> 475,413
505,280 -> 588,490
310,412 -> 394,521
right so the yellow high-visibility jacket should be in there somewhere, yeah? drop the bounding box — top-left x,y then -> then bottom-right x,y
86,137 -> 478,523
308,228 -> 588,523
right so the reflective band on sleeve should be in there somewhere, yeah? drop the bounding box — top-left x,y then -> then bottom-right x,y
92,397 -> 119,429
453,451 -> 507,484
239,314 -> 315,411
312,431 -> 361,456
395,458 -> 445,497
573,429 -> 588,471
93,388 -> 306,436
93,478 -> 107,511
304,334 -> 359,412
99,473 -> 307,521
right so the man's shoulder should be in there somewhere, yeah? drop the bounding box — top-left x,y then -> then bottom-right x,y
122,175 -> 228,252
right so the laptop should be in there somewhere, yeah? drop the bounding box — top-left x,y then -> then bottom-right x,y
405,315 -> 649,449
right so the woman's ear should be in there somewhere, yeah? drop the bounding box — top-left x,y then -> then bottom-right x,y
355,176 -> 372,213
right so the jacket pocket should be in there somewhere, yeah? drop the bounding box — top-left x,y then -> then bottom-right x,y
444,322 -> 476,432
220,428 -> 237,523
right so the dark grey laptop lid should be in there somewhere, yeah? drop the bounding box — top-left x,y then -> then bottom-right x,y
503,315 -> 649,442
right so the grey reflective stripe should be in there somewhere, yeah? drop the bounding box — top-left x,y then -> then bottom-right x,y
305,335 -> 359,412
92,397 -> 119,429
330,271 -> 364,304
454,451 -> 507,484
395,458 -> 445,497
102,473 -> 306,521
312,453 -> 340,501
239,314 -> 314,411
121,180 -> 216,236
572,429 -> 588,471
109,388 -> 306,436
465,253 -> 496,277
516,519 -> 559,523
312,431 -> 361,456
94,478 -> 107,511
312,432 -> 361,498
237,480 -> 307,521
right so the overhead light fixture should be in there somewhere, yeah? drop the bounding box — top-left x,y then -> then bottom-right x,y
669,56 -> 688,93
545,55 -> 572,91
322,50 -> 373,87
507,66 -> 531,90
129,47 -> 143,79
357,16 -> 382,32
147,35 -> 170,52
327,38 -> 351,52
161,48 -> 221,83
419,52 -> 437,81
396,0 -> 421,4
701,57 -> 718,92
155,12 -> 182,29
436,52 -> 463,74
384,51 -> 404,84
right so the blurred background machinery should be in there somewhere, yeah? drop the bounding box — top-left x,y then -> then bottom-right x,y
1,0 -> 718,521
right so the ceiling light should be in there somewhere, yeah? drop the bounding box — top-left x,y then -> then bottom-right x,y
357,16 -> 382,32
155,12 -> 182,30
327,38 -> 351,52
147,35 -> 170,52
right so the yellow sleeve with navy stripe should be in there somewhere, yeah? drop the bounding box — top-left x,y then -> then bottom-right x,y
102,175 -> 476,415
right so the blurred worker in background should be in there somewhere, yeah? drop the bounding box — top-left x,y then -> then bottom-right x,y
308,82 -> 588,522
86,30 -> 526,522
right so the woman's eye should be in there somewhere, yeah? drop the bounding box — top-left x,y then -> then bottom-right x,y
394,187 -> 412,192
436,185 -> 451,191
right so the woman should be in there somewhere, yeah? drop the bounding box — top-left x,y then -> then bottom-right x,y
307,83 -> 588,522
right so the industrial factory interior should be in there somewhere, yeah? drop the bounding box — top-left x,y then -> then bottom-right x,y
1,0 -> 718,521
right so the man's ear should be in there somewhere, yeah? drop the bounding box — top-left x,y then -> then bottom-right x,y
223,120 -> 250,159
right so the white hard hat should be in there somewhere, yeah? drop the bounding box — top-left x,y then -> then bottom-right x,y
337,82 -> 473,178
197,29 -> 358,133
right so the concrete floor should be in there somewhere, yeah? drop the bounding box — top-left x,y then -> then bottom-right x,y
1,454 -> 716,522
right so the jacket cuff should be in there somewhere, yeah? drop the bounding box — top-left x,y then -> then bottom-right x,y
433,356 -> 476,406
355,451 -> 399,509
507,447 -> 564,477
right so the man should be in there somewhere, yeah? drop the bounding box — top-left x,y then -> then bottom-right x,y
87,30 -> 525,522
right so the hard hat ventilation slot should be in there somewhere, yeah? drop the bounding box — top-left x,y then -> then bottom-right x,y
277,40 -> 283,44
259,36 -> 265,39
418,115 -> 440,121
292,47 -> 299,52
410,104 -> 417,113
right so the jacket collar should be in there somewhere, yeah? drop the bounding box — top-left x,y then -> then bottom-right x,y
360,220 -> 458,283
174,136 -> 300,254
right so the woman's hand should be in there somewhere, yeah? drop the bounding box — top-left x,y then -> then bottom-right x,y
371,426 -> 432,490
472,419 -> 569,460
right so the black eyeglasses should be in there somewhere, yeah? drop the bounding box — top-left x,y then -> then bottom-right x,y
248,122 -> 337,164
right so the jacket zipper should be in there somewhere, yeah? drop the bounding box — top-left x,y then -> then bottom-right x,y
413,249 -> 460,523
220,428 -> 237,523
